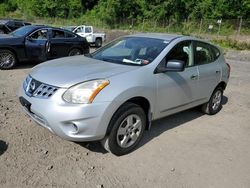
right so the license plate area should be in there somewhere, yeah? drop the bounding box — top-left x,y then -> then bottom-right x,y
19,97 -> 32,113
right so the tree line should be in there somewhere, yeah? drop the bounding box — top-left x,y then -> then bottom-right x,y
0,0 -> 249,24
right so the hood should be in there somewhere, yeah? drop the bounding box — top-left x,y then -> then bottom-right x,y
0,34 -> 13,38
30,56 -> 139,88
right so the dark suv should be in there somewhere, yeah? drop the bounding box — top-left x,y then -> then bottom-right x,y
0,19 -> 31,34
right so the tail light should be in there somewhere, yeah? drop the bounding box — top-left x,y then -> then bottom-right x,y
226,63 -> 231,78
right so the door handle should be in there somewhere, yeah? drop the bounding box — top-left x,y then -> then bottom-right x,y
216,70 -> 221,74
190,75 -> 198,80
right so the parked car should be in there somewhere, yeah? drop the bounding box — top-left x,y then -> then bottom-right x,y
19,34 -> 230,156
0,19 -> 31,34
0,25 -> 89,69
72,25 -> 106,47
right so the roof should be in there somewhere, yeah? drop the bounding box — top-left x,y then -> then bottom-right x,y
130,33 -> 183,41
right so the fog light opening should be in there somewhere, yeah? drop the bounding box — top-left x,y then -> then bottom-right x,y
71,123 -> 78,133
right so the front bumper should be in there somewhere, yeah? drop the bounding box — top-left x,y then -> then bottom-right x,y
19,87 -> 113,142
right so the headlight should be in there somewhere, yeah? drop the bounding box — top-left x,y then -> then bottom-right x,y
63,79 -> 110,104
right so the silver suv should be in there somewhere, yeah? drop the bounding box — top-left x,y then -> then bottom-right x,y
19,34 -> 230,155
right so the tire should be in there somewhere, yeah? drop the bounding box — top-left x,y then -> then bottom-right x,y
201,87 -> 223,115
68,48 -> 82,56
95,38 -> 102,47
0,49 -> 17,70
101,102 -> 146,156
0,29 -> 5,34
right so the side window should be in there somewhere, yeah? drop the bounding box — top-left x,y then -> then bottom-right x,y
166,41 -> 193,67
6,21 -> 15,28
52,30 -> 65,38
195,42 -> 214,65
65,32 -> 76,38
14,21 -> 24,27
75,27 -> 83,33
85,27 -> 92,33
210,46 -> 220,61
30,29 -> 48,40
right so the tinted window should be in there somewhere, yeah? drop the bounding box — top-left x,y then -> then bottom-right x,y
14,21 -> 24,27
52,30 -> 65,38
166,41 -> 193,67
65,32 -> 76,38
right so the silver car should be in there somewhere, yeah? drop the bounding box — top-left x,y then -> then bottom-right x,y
19,33 -> 230,155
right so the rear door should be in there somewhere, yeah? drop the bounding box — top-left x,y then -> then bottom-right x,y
25,29 -> 49,62
50,29 -> 79,58
194,41 -> 221,99
50,29 -> 68,58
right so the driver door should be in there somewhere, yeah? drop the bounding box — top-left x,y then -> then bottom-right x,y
25,29 -> 50,62
155,40 -> 201,118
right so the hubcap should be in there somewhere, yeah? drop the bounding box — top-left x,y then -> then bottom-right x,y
0,52 -> 15,68
212,90 -> 222,111
116,114 -> 142,148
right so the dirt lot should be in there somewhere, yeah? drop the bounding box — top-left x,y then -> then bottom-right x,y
0,51 -> 250,188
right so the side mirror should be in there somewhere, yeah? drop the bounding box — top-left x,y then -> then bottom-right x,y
155,60 -> 185,73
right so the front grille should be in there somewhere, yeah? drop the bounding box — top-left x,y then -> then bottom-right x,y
23,75 -> 58,99
33,84 -> 58,98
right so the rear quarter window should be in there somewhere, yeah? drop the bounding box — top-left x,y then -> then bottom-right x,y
210,45 -> 221,61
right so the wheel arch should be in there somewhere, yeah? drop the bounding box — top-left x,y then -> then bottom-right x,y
216,81 -> 227,90
105,96 -> 152,136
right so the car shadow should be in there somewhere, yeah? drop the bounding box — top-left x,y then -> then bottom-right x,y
76,142 -> 108,154
77,96 -> 228,155
0,140 -> 8,156
138,95 -> 228,150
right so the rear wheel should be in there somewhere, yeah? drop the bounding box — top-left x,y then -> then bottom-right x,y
95,38 -> 102,47
201,87 -> 223,115
0,49 -> 16,70
68,48 -> 82,56
101,102 -> 146,156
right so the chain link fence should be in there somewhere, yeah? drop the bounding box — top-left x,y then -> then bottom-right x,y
81,17 -> 250,38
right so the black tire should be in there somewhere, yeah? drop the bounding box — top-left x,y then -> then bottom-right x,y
201,87 -> 223,115
95,38 -> 102,47
101,102 -> 146,156
68,48 -> 82,56
0,49 -> 17,70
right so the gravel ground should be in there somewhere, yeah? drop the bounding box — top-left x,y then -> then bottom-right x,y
0,51 -> 250,188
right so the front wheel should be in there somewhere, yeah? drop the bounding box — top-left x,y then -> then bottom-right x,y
95,38 -> 102,47
0,49 -> 17,70
201,87 -> 223,115
101,102 -> 146,156
68,48 -> 82,56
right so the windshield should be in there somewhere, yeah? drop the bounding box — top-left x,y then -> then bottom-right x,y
10,26 -> 34,37
91,37 -> 169,66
